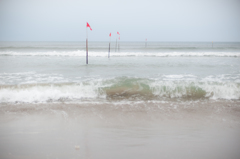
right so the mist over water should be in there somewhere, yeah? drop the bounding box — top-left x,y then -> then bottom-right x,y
0,42 -> 240,159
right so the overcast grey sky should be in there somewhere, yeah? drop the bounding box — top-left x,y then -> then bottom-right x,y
0,0 -> 240,41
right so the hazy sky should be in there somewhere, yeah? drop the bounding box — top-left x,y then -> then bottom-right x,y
0,0 -> 240,41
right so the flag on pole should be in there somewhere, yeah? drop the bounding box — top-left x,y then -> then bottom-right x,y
117,32 -> 120,35
86,22 -> 92,31
109,33 -> 111,37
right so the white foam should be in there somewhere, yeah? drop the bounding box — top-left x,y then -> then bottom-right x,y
1,51 -> 240,57
0,83 -> 105,103
0,80 -> 239,104
0,72 -> 66,85
150,81 -> 240,99
202,82 -> 240,100
0,73 -> 239,103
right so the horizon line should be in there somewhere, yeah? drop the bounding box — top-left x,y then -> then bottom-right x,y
1,41 -> 240,43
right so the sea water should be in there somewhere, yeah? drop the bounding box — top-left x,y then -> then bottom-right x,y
0,42 -> 240,159
1,41 -> 240,103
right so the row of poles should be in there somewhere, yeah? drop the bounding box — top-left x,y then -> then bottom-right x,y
86,22 -> 148,64
86,22 -> 215,65
86,22 -> 122,64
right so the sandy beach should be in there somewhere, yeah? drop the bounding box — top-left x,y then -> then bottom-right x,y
1,100 -> 240,159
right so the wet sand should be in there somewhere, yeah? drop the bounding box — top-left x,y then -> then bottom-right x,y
0,100 -> 240,159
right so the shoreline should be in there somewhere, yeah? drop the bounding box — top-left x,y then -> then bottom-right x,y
1,100 -> 240,159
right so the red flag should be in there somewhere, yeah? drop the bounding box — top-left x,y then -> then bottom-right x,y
117,32 -> 120,35
109,33 -> 111,37
86,22 -> 92,31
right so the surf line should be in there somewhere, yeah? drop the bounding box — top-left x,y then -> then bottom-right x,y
86,22 -> 92,64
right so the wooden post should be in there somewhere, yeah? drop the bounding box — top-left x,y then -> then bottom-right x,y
115,38 -> 117,52
86,22 -> 92,64
108,41 -> 110,58
86,39 -> 88,64
118,37 -> 120,51
86,26 -> 88,64
108,33 -> 111,58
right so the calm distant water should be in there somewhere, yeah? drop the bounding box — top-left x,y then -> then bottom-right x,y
0,41 -> 240,103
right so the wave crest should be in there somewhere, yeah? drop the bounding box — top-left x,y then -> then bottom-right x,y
0,77 -> 239,103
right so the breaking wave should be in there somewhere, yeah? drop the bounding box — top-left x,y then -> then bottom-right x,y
0,77 -> 239,103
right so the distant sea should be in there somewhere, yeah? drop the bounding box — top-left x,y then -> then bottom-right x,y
0,41 -> 240,159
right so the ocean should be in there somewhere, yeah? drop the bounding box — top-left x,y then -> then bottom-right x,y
0,41 -> 240,159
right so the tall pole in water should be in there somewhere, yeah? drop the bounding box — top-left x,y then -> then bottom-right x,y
108,33 -> 111,58
145,38 -> 147,48
86,22 -> 92,64
115,37 -> 117,52
116,32 -> 120,52
86,26 -> 88,64
118,36 -> 120,51
212,41 -> 213,48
